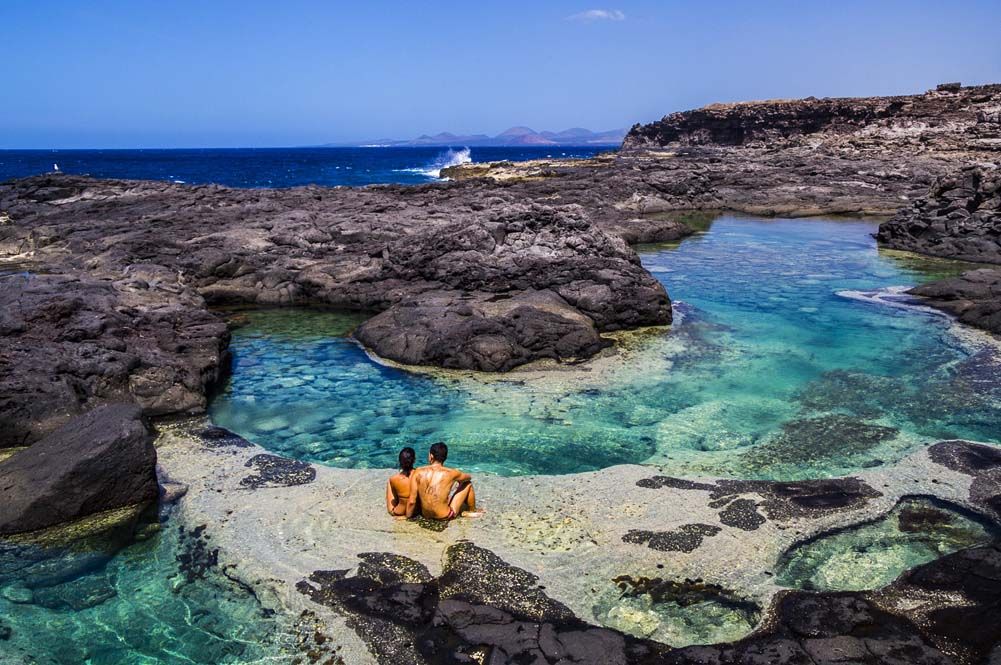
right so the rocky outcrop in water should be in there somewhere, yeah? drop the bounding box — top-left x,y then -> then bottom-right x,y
877,166 -> 1001,264
871,165 -> 1001,334
355,205 -> 669,369
0,404 -> 157,535
909,268 -> 1001,335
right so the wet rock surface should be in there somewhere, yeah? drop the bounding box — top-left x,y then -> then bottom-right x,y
0,403 -> 157,535
909,267 -> 1001,335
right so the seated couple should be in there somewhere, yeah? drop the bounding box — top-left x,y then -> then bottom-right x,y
386,442 -> 485,521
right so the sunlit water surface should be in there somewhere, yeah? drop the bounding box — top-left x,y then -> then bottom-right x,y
211,216 -> 1001,477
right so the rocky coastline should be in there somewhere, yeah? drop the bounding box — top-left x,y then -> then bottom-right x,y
3,82 -> 1001,663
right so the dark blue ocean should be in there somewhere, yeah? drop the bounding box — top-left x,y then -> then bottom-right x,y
0,146 -> 611,188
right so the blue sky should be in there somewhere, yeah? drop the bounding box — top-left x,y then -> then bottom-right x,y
3,0 -> 1000,148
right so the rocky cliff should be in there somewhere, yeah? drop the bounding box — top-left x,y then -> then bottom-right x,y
623,83 -> 1001,150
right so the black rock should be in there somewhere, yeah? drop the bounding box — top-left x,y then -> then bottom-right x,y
0,403 -> 157,535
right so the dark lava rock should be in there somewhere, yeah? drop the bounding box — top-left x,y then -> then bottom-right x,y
928,440 -> 1001,520
623,524 -> 722,553
877,166 -> 1001,265
624,84 -> 1001,150
909,267 -> 1001,335
877,542 -> 1001,665
929,439 -> 1001,476
0,403 -> 157,536
718,498 -> 766,531
877,165 -> 1001,334
635,477 -> 718,492
0,271 -> 229,447
355,289 -> 614,371
240,454 -> 316,489
295,540 -> 988,665
739,414 -> 899,469
354,204 -> 671,370
176,524 -> 219,583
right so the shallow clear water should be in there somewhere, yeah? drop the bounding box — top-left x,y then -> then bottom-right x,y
210,215 -> 1001,477
0,508 -> 287,664
594,576 -> 761,647
776,498 -> 997,591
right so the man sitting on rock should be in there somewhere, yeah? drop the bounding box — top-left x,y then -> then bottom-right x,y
406,442 -> 484,520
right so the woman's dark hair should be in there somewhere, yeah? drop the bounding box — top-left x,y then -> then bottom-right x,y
399,447 -> 416,475
429,441 -> 448,463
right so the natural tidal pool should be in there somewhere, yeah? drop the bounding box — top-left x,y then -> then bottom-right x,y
776,497 -> 998,591
0,507 -> 288,664
210,216 -> 1001,478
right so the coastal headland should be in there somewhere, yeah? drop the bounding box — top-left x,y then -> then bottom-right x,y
2,82 -> 1001,664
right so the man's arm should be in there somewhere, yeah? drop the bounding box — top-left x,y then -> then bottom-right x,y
405,471 -> 420,518
385,479 -> 395,515
454,469 -> 472,484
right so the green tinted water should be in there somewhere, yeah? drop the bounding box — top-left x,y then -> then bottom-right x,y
0,508 -> 288,664
776,498 -> 997,591
210,216 -> 1001,477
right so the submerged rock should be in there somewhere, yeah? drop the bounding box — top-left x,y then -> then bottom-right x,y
0,404 -> 157,535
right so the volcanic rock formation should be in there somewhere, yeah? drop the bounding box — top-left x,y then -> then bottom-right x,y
0,404 -> 156,535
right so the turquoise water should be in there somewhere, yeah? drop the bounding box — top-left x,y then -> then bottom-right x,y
0,508 -> 287,664
210,216 -> 1001,477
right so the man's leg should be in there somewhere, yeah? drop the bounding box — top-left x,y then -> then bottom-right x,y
449,482 -> 473,517
450,481 -> 483,517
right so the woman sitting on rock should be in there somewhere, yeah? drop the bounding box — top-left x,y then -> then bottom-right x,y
386,447 -> 417,518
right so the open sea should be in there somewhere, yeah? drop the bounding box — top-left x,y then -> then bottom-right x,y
0,146 -> 611,188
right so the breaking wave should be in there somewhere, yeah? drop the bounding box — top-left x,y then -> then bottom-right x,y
394,147 -> 472,179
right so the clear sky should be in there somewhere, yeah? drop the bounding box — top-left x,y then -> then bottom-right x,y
3,0 -> 1000,148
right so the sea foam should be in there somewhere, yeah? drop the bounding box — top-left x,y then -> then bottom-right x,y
394,147 -> 472,179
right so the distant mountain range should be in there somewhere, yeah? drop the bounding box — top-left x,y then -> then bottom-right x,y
324,126 -> 627,148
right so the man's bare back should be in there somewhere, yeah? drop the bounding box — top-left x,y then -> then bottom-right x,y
405,442 -> 484,520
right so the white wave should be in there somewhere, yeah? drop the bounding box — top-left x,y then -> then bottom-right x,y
393,147 -> 472,179
835,286 -> 951,319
